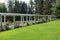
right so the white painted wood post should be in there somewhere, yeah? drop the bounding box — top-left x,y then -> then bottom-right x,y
39,16 -> 40,22
50,16 -> 51,21
43,16 -> 45,21
22,16 -> 24,26
13,16 -> 15,28
1,15 -> 2,25
4,16 -> 6,23
29,16 -> 31,24
22,16 -> 24,23
34,16 -> 36,23
0,15 -> 2,29
30,16 -> 32,24
13,16 -> 15,23
19,16 -> 21,24
0,15 -> 2,25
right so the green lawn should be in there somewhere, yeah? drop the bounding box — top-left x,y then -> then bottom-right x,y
0,19 -> 60,40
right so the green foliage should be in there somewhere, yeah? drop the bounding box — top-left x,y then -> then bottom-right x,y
14,0 -> 21,13
34,0 -> 43,14
8,0 -> 27,13
34,0 -> 56,15
21,2 -> 27,13
43,0 -> 52,15
0,19 -> 60,40
8,0 -> 14,13
29,0 -> 34,14
52,0 -> 60,18
0,3 -> 7,13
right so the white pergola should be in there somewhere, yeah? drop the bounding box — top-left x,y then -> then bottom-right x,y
0,13 -> 56,29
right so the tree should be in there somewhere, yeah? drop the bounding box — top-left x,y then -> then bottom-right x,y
52,0 -> 60,18
34,0 -> 56,15
0,3 -> 7,13
34,0 -> 43,14
29,0 -> 34,14
43,0 -> 52,15
21,2 -> 27,13
14,0 -> 20,13
8,0 -> 15,13
8,0 -> 27,13
14,1 -> 27,13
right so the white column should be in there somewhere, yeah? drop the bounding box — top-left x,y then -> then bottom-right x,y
34,16 -> 36,23
39,16 -> 42,22
0,15 -> 2,26
19,16 -> 21,23
21,16 -> 24,26
45,16 -> 46,21
4,16 -> 6,23
39,16 -> 40,22
43,16 -> 44,21
1,16 -> 2,23
13,16 -> 15,28
0,15 -> 2,31
31,16 -> 32,24
29,16 -> 31,24
13,16 -> 15,23
1,16 -> 2,25
37,16 -> 39,22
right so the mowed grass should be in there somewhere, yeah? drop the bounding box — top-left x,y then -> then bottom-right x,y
0,19 -> 60,40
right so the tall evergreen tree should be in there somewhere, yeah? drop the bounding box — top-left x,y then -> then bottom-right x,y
14,0 -> 20,13
21,2 -> 27,13
34,0 -> 56,15
8,0 -> 15,13
29,0 -> 34,14
0,3 -> 7,13
52,0 -> 60,18
43,0 -> 52,15
34,0 -> 43,14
